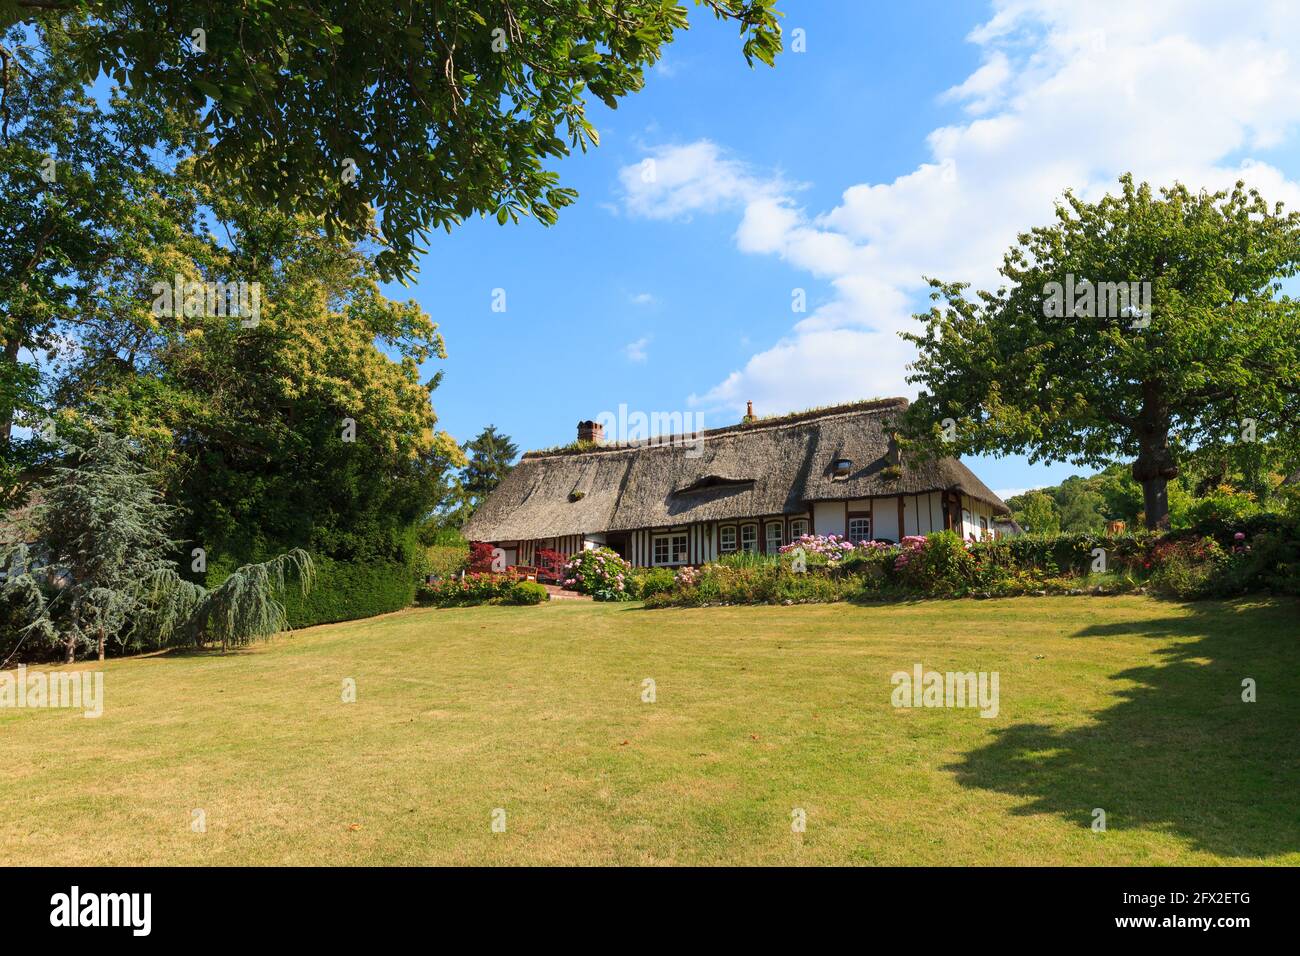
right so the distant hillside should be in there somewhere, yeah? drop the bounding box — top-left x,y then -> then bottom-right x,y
1007,448 -> 1298,534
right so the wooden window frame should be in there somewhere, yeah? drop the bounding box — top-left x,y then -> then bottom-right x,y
719,525 -> 738,553
764,520 -> 784,554
847,513 -> 871,542
739,523 -> 759,553
652,531 -> 689,567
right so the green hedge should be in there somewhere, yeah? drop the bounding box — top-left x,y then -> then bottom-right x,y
209,552 -> 416,629
282,555 -> 416,627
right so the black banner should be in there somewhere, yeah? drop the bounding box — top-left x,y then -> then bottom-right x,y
0,866 -> 1287,941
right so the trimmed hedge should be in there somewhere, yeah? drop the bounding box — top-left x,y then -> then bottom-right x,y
209,552 -> 417,629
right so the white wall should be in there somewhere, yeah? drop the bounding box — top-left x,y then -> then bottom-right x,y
873,497 -> 900,541
813,501 -> 846,537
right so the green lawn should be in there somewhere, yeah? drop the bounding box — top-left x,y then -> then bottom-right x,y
2,596 -> 1297,866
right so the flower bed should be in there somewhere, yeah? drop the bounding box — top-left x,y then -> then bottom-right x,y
643,519 -> 1300,607
416,573 -> 550,607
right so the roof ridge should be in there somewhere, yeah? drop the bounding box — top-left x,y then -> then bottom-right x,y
522,396 -> 909,460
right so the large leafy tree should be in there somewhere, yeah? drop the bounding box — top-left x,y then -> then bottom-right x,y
3,0 -> 784,280
0,19 -> 203,495
66,186 -> 463,568
903,176 -> 1300,529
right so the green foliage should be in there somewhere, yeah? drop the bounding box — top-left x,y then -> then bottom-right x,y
903,174 -> 1300,529
0,428 -> 317,660
416,572 -> 532,608
629,567 -> 677,599
1006,455 -> 1294,535
231,554 -> 410,629
190,550 -> 315,649
646,525 -> 1300,606
1009,490 -> 1061,535
424,544 -> 470,580
0,429 -> 181,660
12,1 -> 784,280
0,19 -> 203,498
893,531 -> 973,594
452,425 -> 519,525
507,581 -> 550,606
715,550 -> 780,569
562,547 -> 632,597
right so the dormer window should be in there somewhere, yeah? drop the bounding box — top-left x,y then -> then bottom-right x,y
831,458 -> 852,479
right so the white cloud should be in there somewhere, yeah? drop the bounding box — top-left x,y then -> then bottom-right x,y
940,51 -> 1012,114
624,336 -> 651,363
617,140 -> 792,221
629,292 -> 656,306
620,0 -> 1300,417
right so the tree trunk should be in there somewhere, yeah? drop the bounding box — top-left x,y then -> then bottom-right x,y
97,628 -> 105,661
1,335 -> 22,446
1131,385 -> 1178,531
1139,474 -> 1170,531
64,632 -> 76,665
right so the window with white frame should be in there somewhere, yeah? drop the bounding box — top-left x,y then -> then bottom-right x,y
765,522 -> 784,553
719,525 -> 737,553
740,524 -> 758,552
653,532 -> 689,566
848,515 -> 871,542
788,518 -> 809,540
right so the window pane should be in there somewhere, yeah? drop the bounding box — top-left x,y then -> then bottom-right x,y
766,524 -> 783,551
720,526 -> 736,551
740,525 -> 757,551
848,517 -> 870,541
789,519 -> 808,539
654,538 -> 669,563
672,535 -> 688,562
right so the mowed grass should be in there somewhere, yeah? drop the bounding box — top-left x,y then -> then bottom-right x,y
2,596 -> 1297,866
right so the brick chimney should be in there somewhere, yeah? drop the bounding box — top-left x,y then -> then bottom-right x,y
577,420 -> 605,443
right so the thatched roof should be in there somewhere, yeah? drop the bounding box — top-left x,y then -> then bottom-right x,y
464,398 -> 1009,541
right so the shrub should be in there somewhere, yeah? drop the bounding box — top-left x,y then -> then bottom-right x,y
893,531 -> 974,594
629,566 -> 676,598
1185,488 -> 1261,529
467,541 -> 497,573
416,572 -> 517,607
535,548 -> 567,579
506,581 -> 550,605
561,547 -> 632,597
425,543 -> 469,579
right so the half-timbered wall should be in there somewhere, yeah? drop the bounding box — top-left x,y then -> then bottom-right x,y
495,495 -> 998,568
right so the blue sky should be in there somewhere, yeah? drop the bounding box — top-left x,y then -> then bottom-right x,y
390,0 -> 1300,498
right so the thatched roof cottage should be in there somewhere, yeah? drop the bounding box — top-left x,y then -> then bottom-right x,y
464,397 -> 1010,568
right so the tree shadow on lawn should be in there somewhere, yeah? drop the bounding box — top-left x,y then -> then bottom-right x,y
946,598 -> 1300,859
